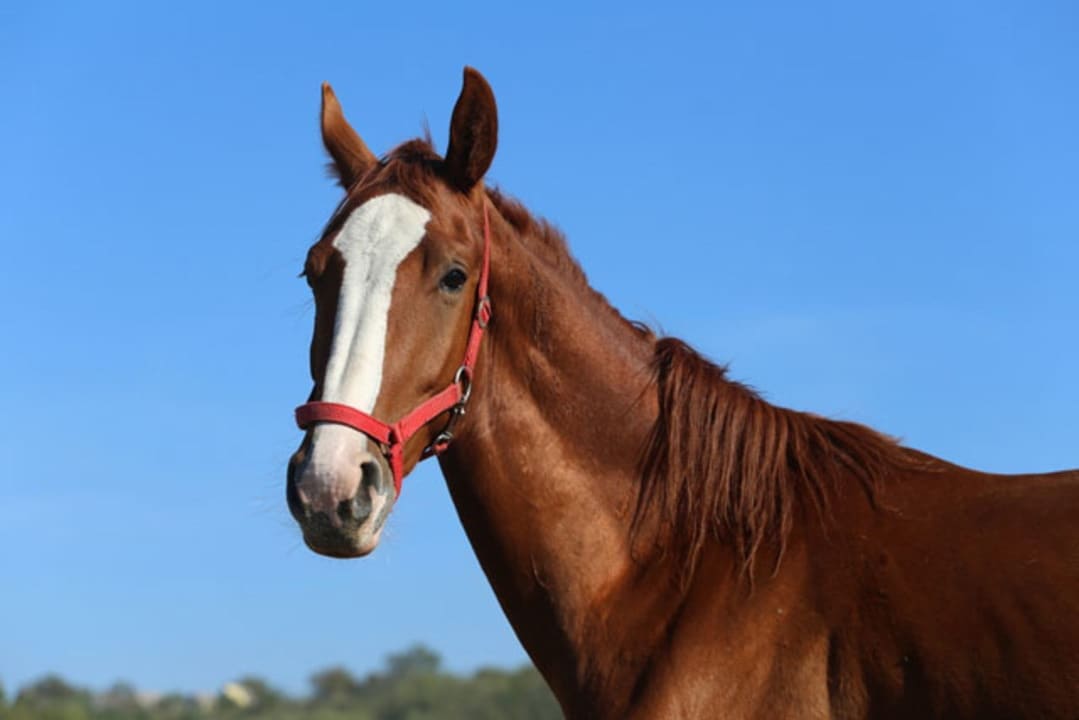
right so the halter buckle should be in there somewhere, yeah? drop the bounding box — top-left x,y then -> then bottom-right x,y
476,296 -> 492,329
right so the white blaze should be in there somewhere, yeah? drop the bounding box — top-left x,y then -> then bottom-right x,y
308,193 -> 430,478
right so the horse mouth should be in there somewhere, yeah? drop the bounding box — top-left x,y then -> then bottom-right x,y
303,529 -> 382,558
299,497 -> 392,559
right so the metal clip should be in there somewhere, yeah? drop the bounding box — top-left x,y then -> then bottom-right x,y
454,366 -> 474,405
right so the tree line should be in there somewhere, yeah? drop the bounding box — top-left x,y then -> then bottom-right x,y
1,646 -> 561,720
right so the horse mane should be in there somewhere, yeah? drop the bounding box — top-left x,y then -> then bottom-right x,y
479,182 -> 661,352
480,175 -> 914,583
634,338 -> 919,582
484,188 -> 589,287
472,155 -> 912,583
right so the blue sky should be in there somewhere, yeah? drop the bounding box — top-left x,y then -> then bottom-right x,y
2,0 -> 1076,697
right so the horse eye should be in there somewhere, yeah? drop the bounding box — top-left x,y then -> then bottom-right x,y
440,268 -> 467,292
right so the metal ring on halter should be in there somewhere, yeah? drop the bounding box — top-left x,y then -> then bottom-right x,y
454,366 -> 473,405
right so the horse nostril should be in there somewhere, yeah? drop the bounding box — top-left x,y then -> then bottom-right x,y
286,457 -> 308,520
333,460 -> 381,524
360,460 -> 383,495
337,492 -> 372,524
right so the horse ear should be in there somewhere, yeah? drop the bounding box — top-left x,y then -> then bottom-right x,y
444,67 -> 498,193
320,82 -> 377,189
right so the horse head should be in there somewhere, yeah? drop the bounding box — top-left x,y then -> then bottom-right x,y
287,68 -> 498,558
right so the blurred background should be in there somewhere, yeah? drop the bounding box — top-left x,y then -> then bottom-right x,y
2,0 -> 1076,716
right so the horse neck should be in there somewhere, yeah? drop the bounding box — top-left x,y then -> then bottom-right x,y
438,208 -> 672,710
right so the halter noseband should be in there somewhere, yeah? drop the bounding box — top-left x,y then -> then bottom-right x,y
294,202 -> 492,496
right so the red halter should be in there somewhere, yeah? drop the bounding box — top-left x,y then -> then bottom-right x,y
294,203 -> 492,496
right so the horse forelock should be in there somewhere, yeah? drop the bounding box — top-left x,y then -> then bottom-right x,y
316,139 -> 444,240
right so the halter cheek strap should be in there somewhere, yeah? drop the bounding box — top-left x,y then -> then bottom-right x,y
294,203 -> 492,497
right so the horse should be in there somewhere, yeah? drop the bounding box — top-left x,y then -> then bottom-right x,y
285,67 -> 1079,719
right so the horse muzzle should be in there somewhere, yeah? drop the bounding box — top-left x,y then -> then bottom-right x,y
286,425 -> 396,558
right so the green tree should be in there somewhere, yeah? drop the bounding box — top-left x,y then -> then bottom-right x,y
233,677 -> 285,712
15,675 -> 86,705
309,666 -> 361,708
385,646 -> 441,680
96,681 -> 142,715
150,693 -> 203,720
10,674 -> 92,720
2,645 -> 562,720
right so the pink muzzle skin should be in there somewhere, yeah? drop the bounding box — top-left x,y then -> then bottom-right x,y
294,203 -> 492,497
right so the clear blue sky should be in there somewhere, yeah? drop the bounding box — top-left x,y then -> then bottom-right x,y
2,0 -> 1076,698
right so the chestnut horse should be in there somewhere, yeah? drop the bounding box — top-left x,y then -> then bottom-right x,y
286,68 -> 1079,719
